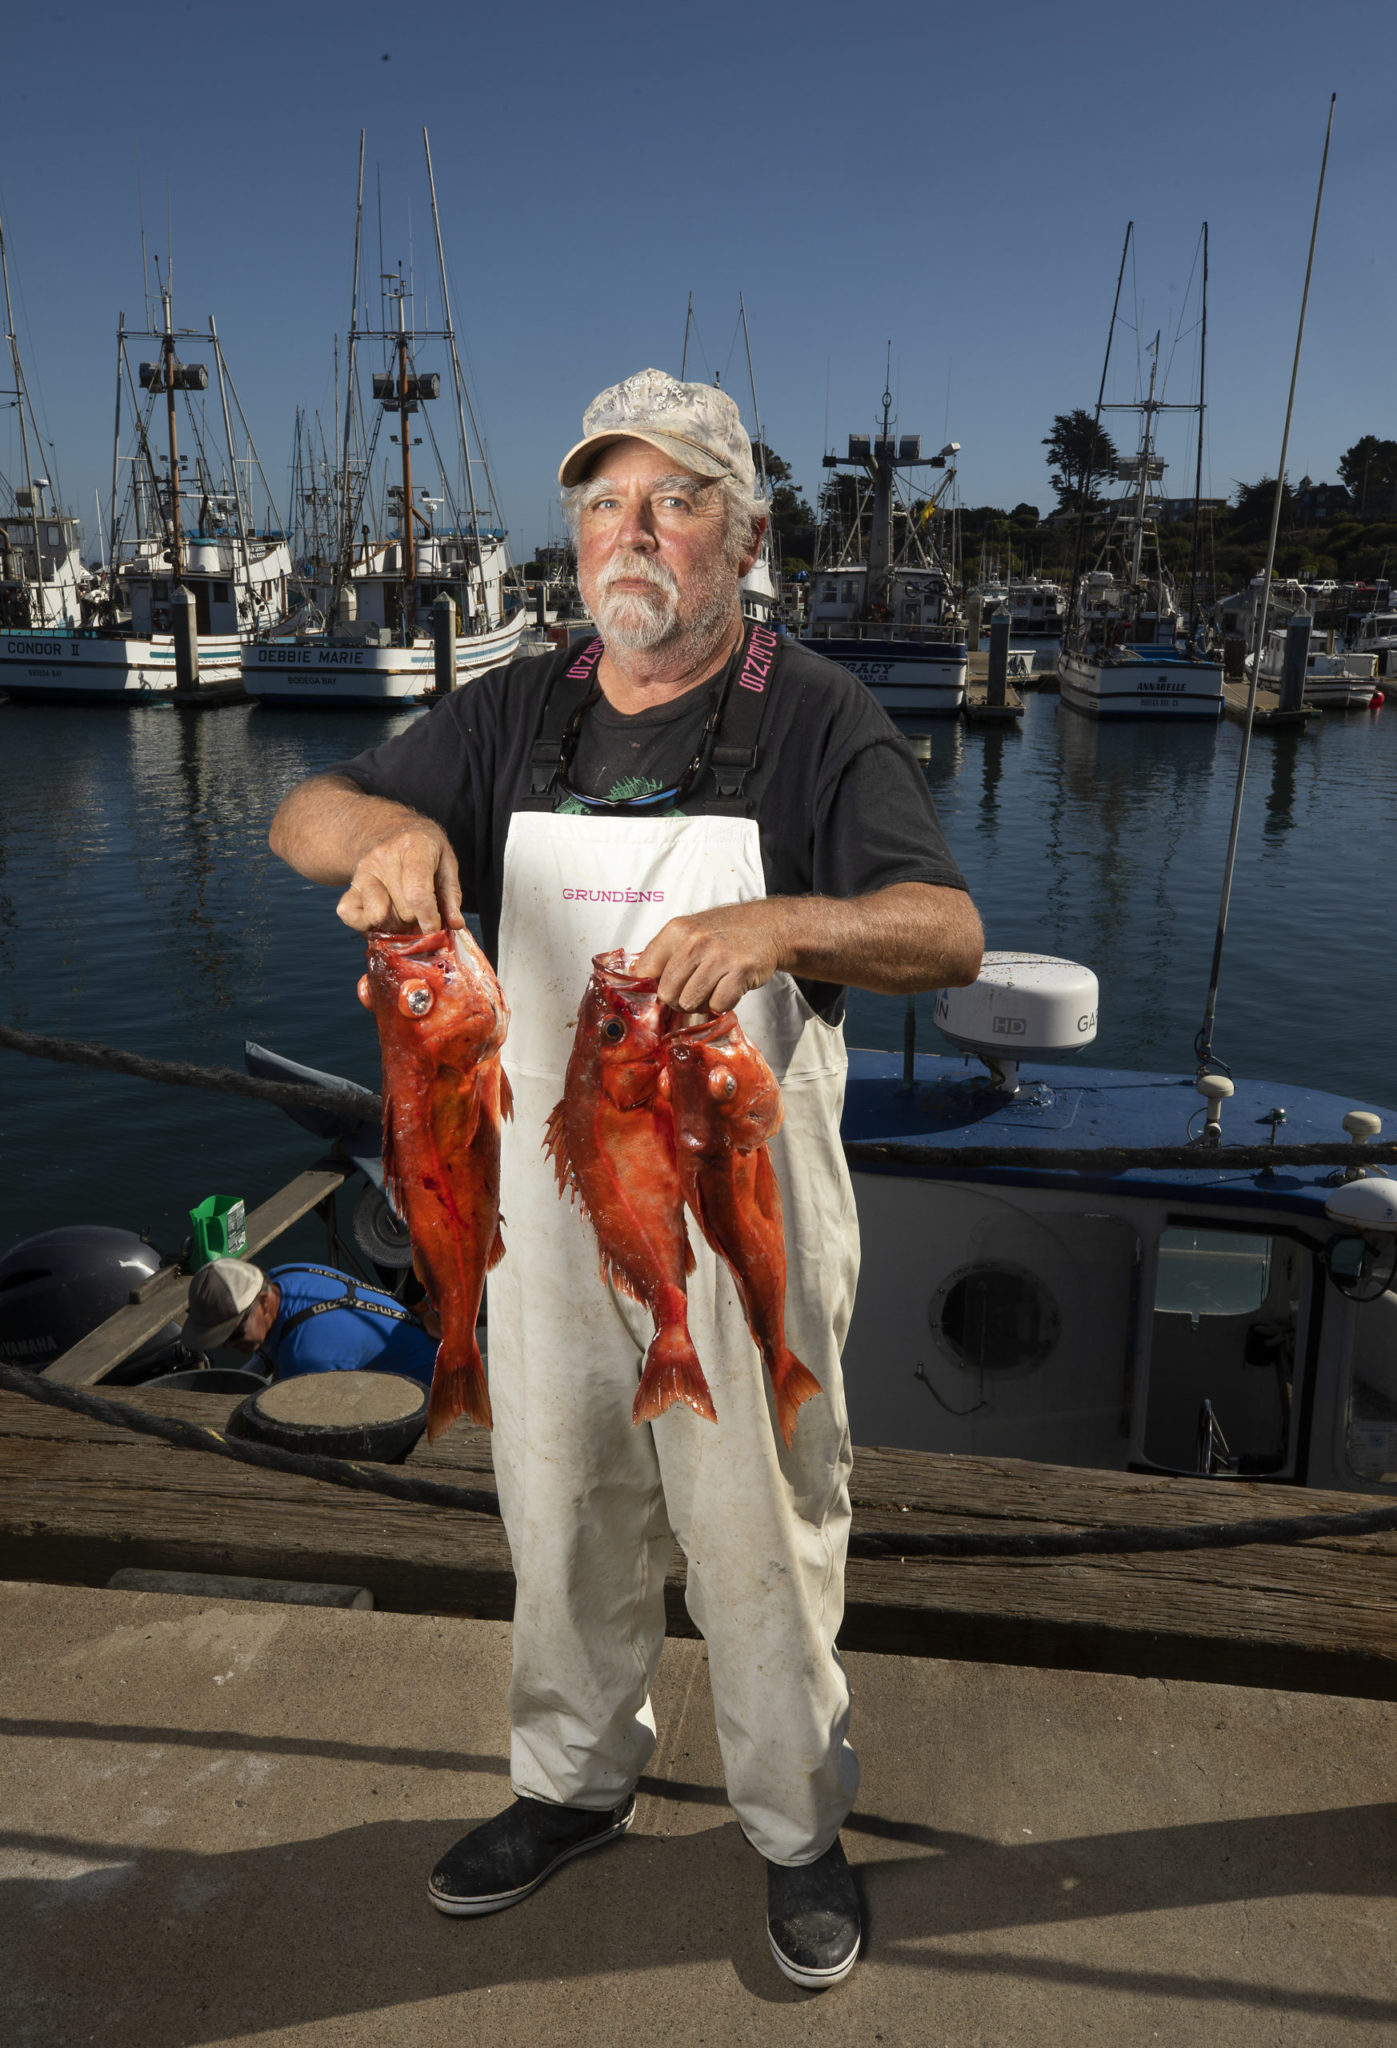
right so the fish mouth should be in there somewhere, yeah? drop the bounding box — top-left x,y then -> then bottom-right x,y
668,1010 -> 740,1049
592,948 -> 660,995
369,928 -> 454,959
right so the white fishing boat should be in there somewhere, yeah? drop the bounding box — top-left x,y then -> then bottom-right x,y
0,280 -> 290,703
1350,598 -> 1397,680
244,135 -> 524,708
803,380 -> 966,715
1057,226 -> 1222,721
1005,577 -> 1066,638
1253,625 -> 1381,709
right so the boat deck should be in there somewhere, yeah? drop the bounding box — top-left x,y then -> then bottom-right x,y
5,1385 -> 1397,1700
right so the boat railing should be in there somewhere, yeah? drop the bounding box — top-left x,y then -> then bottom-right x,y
805,621 -> 962,646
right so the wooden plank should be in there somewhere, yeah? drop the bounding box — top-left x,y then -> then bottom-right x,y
5,1386 -> 1397,1696
43,1168 -> 348,1386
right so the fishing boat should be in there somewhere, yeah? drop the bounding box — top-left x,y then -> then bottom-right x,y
1005,577 -> 1066,638
1349,593 -> 1397,680
0,207 -> 92,650
1056,225 -> 1224,721
244,134 -> 525,708
803,375 -> 967,716
1252,625 -> 1381,709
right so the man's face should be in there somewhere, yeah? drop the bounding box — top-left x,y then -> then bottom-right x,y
574,438 -> 759,655
227,1285 -> 278,1350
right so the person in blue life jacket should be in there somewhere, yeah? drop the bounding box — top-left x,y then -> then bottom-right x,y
179,1255 -> 439,1388
268,369 -> 984,1991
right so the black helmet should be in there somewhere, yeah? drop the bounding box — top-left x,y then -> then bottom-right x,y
0,1225 -> 184,1380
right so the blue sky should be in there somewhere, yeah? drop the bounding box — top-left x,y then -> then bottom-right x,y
2,0 -> 1391,562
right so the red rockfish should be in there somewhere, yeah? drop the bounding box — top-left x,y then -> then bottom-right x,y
545,951 -> 715,1428
359,927 -> 511,1439
666,1011 -> 821,1447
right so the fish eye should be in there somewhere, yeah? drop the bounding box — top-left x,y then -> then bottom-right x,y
399,979 -> 434,1018
601,1016 -> 627,1043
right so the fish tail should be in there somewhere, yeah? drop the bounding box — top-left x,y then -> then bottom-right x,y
769,1351 -> 823,1449
426,1332 -> 493,1441
632,1321 -> 717,1428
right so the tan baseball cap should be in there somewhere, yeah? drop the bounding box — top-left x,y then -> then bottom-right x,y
559,368 -> 757,494
180,1256 -> 266,1350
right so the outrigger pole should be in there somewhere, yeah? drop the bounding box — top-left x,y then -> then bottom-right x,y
0,205 -> 46,619
1185,223 -> 1209,642
339,131 -> 366,587
1065,221 -> 1131,639
1194,94 -> 1336,1079
424,127 -> 493,629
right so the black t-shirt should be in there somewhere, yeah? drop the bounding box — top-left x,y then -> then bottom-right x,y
331,628 -> 967,1021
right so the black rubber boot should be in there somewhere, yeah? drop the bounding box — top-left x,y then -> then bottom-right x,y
428,1793 -> 635,1917
766,1837 -> 861,1989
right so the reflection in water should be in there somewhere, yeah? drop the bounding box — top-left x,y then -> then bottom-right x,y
2,691 -> 1395,1253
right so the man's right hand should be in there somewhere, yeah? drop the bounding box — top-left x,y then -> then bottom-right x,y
335,826 -> 465,934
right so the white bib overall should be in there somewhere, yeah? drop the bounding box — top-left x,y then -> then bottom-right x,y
489,764 -> 861,1865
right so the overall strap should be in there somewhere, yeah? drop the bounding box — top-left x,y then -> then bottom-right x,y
701,622 -> 783,817
277,1270 -> 416,1337
518,636 -> 605,810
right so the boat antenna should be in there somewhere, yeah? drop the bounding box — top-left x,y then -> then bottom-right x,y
1065,221 -> 1131,635
681,291 -> 693,380
1194,94 -> 1336,1081
739,294 -> 767,498
1185,222 -> 1208,642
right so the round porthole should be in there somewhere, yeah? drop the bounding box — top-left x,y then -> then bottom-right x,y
930,1263 -> 1061,1377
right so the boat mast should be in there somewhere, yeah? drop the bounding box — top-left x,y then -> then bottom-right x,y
109,315 -> 125,594
209,314 -> 255,600
340,131 -> 366,584
1186,223 -> 1209,641
394,285 -> 416,634
739,294 -> 768,500
423,128 -> 491,628
1128,340 -> 1159,590
1066,221 -> 1131,638
0,205 -> 47,621
867,351 -> 895,606
160,285 -> 184,585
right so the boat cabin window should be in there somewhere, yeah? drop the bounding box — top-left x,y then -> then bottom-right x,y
1142,1228 -> 1303,1475
212,582 -> 229,604
840,581 -> 858,605
821,580 -> 837,601
45,525 -> 61,546
1155,1229 -> 1272,1319
152,580 -> 169,602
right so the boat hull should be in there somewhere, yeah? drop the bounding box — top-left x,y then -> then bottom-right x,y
0,630 -> 241,701
242,614 -> 528,703
807,635 -> 968,714
1057,649 -> 1224,719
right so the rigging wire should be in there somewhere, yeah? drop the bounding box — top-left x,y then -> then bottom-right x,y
1195,95 -> 1336,1078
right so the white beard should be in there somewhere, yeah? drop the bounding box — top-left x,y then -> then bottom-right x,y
588,549 -> 737,657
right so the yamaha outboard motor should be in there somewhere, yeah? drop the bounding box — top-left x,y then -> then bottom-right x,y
0,1225 -> 188,1383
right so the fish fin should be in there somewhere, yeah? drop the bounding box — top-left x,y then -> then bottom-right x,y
769,1351 -> 823,1450
753,1145 -> 785,1226
542,1098 -> 579,1200
499,1065 -> 514,1122
682,1211 -> 696,1278
680,1172 -> 722,1258
597,1245 -> 645,1305
426,1330 -> 493,1441
486,1218 -> 507,1271
632,1322 -> 717,1428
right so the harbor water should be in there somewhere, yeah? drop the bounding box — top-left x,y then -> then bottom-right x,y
1,692 -> 1394,1261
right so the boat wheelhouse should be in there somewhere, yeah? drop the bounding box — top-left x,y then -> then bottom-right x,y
1005,578 -> 1067,638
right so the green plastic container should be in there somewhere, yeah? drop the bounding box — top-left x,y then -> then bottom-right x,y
188,1195 -> 248,1269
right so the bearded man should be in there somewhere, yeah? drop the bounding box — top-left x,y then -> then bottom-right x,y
269,370 -> 982,1990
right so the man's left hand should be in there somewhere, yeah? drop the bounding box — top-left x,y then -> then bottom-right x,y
632,901 -> 789,1014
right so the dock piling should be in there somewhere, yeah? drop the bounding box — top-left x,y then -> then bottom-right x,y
432,589 -> 456,696
987,610 -> 1010,707
1280,613 -> 1312,713
171,586 -> 199,693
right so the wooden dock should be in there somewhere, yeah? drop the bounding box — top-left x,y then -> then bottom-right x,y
5,1383 -> 1397,1702
1222,677 -> 1318,729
